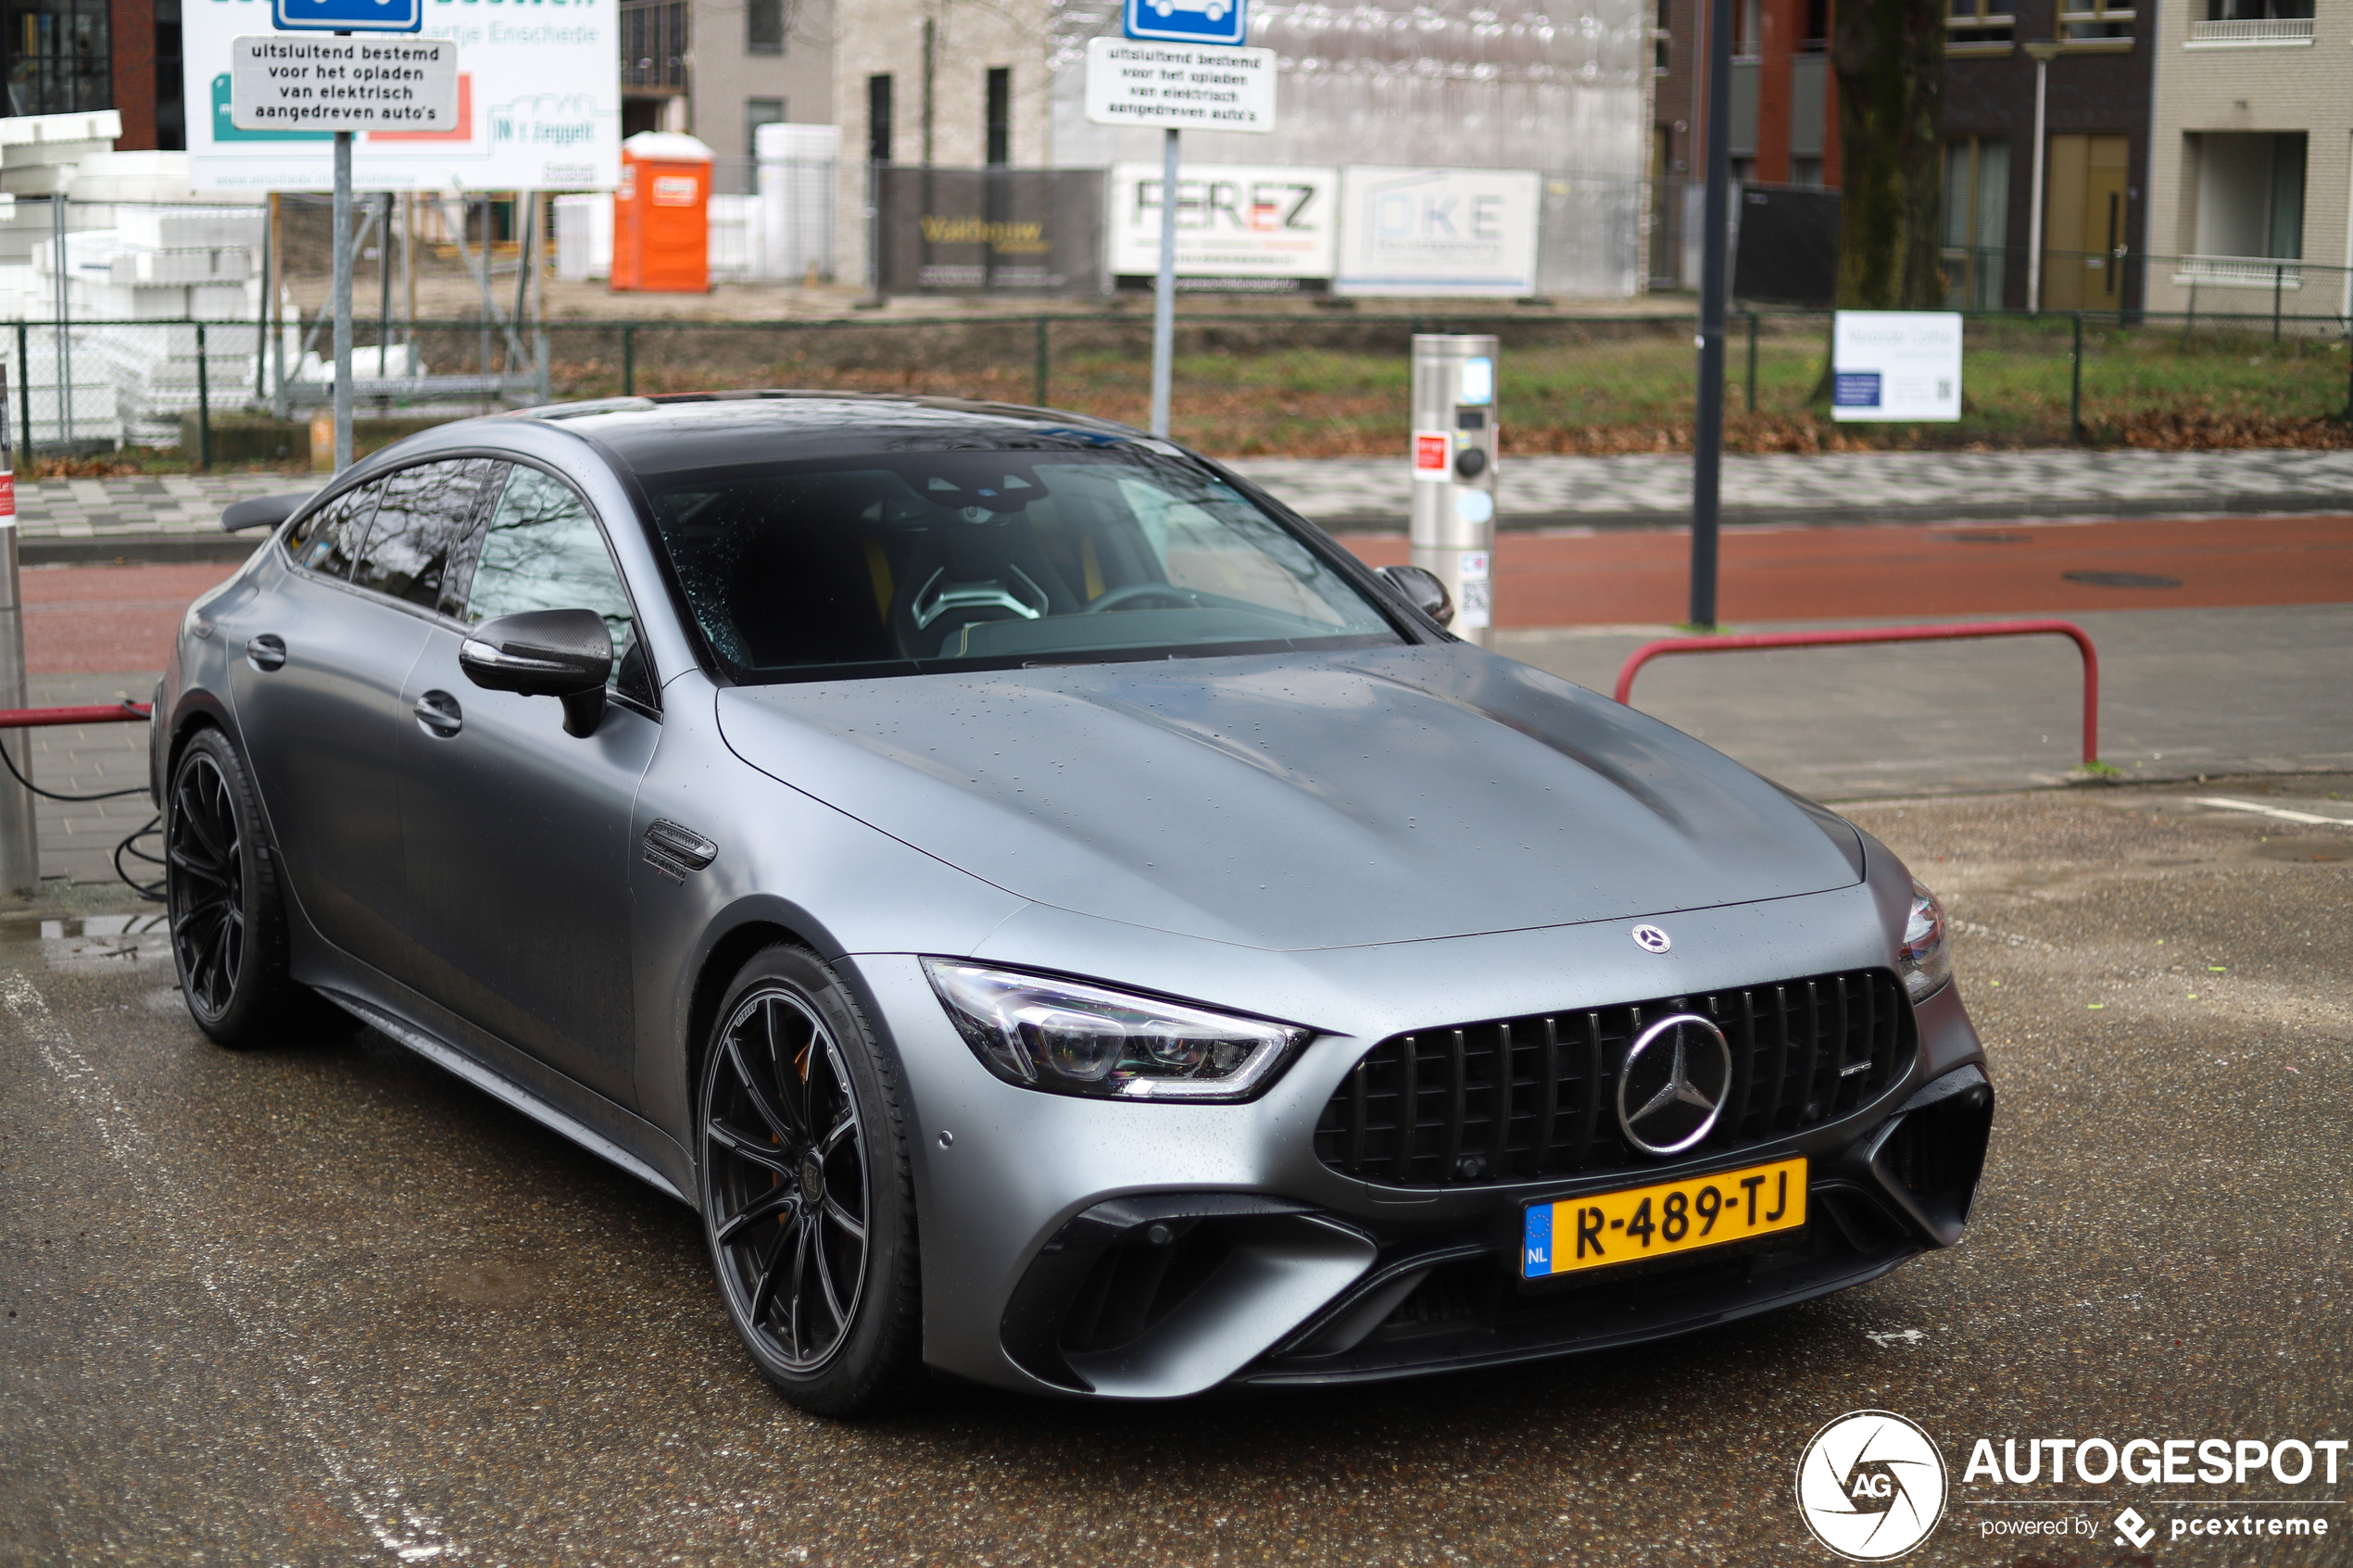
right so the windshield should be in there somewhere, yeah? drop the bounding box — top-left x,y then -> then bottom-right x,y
645,449 -> 1401,681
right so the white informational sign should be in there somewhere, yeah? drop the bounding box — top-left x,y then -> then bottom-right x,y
1831,311 -> 1963,421
1084,37 -> 1277,133
1108,161 -> 1336,282
185,0 -> 620,191
1456,549 -> 1491,631
1334,166 -> 1541,296
230,35 -> 456,132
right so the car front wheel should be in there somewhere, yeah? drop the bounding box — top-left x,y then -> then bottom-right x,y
698,946 -> 923,1415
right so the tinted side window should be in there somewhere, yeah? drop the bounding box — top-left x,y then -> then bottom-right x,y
285,482 -> 381,579
349,458 -> 497,608
459,465 -> 648,700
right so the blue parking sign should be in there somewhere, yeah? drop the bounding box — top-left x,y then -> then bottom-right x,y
1124,0 -> 1248,47
273,0 -> 423,32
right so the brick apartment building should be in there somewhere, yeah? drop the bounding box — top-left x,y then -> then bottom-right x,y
1651,0 -> 2156,311
3,0 -> 181,146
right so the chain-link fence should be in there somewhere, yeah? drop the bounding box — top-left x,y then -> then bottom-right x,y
6,307 -> 2350,467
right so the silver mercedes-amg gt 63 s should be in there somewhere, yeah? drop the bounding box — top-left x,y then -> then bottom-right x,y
157,393 -> 1993,1414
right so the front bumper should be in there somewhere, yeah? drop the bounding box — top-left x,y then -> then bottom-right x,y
849,876 -> 1992,1400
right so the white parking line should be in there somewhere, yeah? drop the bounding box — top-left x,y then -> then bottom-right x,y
2187,796 -> 2353,828
2,972 -> 463,1562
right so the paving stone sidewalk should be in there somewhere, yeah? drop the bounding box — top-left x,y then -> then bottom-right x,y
1227,447 -> 2353,527
14,473 -> 308,546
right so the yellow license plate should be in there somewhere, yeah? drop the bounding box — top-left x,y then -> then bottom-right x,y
1522,1156 -> 1807,1280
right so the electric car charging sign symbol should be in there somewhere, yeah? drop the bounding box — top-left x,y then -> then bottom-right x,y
1795,1411 -> 1949,1560
1126,0 -> 1250,46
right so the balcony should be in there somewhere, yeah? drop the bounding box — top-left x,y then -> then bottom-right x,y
2185,15 -> 2315,42
2171,255 -> 2301,290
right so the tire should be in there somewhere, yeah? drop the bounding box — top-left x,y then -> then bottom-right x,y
697,946 -> 924,1416
165,727 -> 352,1047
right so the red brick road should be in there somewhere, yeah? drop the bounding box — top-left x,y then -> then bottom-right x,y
13,513 -> 2350,675
1339,513 -> 2353,626
22,562 -> 240,676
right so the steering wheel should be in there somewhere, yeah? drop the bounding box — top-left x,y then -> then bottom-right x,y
1083,583 -> 1198,614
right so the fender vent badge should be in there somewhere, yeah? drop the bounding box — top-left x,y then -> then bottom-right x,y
643,819 -> 718,884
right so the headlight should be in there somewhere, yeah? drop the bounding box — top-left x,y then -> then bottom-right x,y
922,960 -> 1308,1101
1898,878 -> 1953,1003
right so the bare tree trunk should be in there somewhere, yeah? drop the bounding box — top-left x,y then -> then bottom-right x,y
1831,0 -> 1947,309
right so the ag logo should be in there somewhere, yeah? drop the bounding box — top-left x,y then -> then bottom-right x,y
1795,1410 -> 1947,1561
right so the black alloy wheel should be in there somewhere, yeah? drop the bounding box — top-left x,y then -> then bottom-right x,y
165,728 -> 353,1047
698,947 -> 922,1414
169,745 -> 246,1022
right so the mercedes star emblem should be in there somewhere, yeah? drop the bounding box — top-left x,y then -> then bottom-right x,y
1617,1013 -> 1733,1156
1630,923 -> 1672,954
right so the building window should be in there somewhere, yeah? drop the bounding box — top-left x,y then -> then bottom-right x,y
746,0 -> 783,54
1801,0 -> 1828,46
155,0 -> 185,150
1731,0 -> 1761,56
6,0 -> 111,116
2182,132 -> 2304,284
1942,136 -> 2010,308
1655,0 -> 1670,74
867,73 -> 893,165
2058,0 -> 2133,43
621,0 -> 687,91
985,67 -> 1011,167
746,97 -> 785,157
1946,0 -> 2014,47
2190,0 -> 2312,43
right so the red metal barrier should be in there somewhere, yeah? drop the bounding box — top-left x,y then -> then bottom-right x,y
1613,620 -> 2101,766
0,700 -> 152,729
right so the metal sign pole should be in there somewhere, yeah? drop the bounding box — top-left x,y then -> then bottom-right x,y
1150,128 -> 1178,439
1688,0 -> 1733,632
333,122 -> 355,471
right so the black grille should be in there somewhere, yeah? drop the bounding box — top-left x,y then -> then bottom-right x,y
1313,969 -> 1913,1189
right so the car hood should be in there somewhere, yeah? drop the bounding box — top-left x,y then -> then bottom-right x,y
714,644 -> 1861,952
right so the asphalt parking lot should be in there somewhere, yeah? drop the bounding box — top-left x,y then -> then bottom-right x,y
3,777 -> 2346,1566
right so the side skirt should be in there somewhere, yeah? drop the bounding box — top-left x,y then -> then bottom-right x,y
319,986 -> 692,1208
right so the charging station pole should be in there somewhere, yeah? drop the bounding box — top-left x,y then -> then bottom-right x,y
1410,334 -> 1499,647
0,364 -> 34,897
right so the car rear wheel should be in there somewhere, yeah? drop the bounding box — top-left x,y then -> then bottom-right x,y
698,946 -> 923,1415
166,728 -> 350,1047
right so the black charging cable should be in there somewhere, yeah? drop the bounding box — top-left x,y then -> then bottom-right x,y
0,705 -> 169,901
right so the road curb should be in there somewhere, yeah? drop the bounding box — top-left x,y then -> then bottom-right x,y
1311,488 -> 2353,533
21,537 -> 262,566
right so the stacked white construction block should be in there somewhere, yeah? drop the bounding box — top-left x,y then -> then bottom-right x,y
755,123 -> 837,282
31,205 -> 265,320
0,109 -> 120,200
0,127 -> 268,447
554,192 -> 613,281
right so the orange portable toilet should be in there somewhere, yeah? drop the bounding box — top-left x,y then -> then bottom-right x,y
612,132 -> 713,293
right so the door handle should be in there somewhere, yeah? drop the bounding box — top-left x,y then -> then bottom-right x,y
245,633 -> 286,671
414,689 -> 463,738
